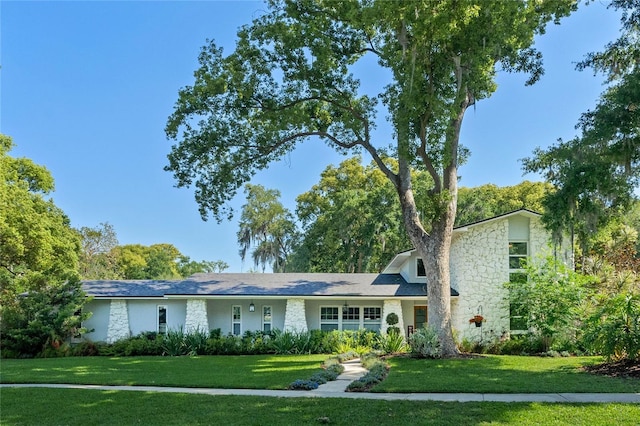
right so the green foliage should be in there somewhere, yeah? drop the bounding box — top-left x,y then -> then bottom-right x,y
505,255 -> 593,350
77,222 -> 120,280
0,134 -> 81,303
379,330 -> 408,354
289,157 -> 416,273
582,292 -> 640,361
456,181 -> 551,226
523,1 -> 640,255
237,184 -> 297,272
165,2 -> 574,356
1,275 -> 91,357
408,325 -> 442,358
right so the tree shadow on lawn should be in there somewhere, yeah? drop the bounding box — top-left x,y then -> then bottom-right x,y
373,355 -> 640,393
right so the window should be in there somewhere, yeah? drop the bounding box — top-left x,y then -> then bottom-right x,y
363,307 -> 382,331
321,306 -> 382,331
509,275 -> 528,331
417,258 -> 426,276
509,242 -> 528,269
262,306 -> 272,333
320,307 -> 339,331
158,305 -> 167,334
342,307 -> 360,330
232,305 -> 241,336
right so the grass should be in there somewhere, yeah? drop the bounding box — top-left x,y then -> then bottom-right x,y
0,355 -> 329,390
1,388 -> 639,425
372,355 -> 640,393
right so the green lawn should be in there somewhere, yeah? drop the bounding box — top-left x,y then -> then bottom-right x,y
0,355 -> 329,390
373,355 -> 640,393
1,388 -> 639,426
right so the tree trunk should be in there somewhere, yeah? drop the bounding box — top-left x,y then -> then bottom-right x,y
396,165 -> 459,357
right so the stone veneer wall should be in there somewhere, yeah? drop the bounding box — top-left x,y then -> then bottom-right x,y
450,219 -> 509,342
185,299 -> 209,333
382,299 -> 405,338
106,299 -> 130,343
283,299 -> 308,332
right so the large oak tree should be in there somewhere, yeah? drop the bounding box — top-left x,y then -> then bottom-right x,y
165,0 -> 574,356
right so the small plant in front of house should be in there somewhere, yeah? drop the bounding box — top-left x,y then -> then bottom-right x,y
379,330 -> 408,354
408,325 -> 441,358
288,379 -> 319,390
469,315 -> 485,325
385,312 -> 400,335
288,356 -> 345,390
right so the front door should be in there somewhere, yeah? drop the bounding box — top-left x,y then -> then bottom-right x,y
414,306 -> 427,330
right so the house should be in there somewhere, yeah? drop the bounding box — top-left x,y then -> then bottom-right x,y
82,209 -> 568,343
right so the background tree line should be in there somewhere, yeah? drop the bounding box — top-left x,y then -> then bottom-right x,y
237,155 -> 553,273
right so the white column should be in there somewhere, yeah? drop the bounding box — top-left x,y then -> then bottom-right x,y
283,298 -> 308,332
106,299 -> 130,343
185,299 -> 209,333
382,299 -> 405,338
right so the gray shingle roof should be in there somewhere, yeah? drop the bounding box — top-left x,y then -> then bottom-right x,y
82,273 -> 459,298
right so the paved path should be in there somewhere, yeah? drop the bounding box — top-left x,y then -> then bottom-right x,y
2,358 -> 639,403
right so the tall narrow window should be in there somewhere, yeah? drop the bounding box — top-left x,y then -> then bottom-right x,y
158,305 -> 167,334
262,306 -> 272,333
417,258 -> 426,277
508,242 -> 528,269
232,305 -> 241,336
509,242 -> 529,332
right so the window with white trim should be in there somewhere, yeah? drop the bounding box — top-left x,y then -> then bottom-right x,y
417,258 -> 426,277
320,307 -> 339,331
509,241 -> 529,332
262,305 -> 272,333
320,306 -> 382,331
363,307 -> 382,331
232,305 -> 242,336
509,242 -> 528,269
158,305 -> 167,334
342,307 -> 360,330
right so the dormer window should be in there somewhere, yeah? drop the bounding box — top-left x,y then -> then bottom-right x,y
417,258 -> 426,277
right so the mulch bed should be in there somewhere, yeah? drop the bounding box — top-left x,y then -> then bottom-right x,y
583,359 -> 640,378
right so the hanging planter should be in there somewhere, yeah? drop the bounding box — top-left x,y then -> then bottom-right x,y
469,315 -> 485,327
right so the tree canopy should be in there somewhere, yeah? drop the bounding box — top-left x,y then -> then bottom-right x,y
522,0 -> 640,258
0,134 -> 80,299
166,0 -> 575,356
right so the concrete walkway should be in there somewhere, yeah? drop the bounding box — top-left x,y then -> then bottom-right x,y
2,358 -> 639,403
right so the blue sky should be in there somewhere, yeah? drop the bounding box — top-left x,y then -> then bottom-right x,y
1,1 -> 620,272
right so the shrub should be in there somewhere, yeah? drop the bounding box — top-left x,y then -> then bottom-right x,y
162,328 -> 187,356
385,313 -> 400,335
582,292 -> 640,361
409,325 -> 441,358
288,379 -> 319,390
184,329 -> 209,355
346,356 -> 389,392
270,329 -> 298,354
379,330 -> 408,354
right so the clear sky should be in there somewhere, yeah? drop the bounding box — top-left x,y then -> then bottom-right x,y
1,1 -> 621,272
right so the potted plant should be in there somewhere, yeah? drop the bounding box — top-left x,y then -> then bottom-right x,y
469,315 -> 485,327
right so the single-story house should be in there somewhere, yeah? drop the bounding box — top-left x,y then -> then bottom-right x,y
82,209 -> 570,343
